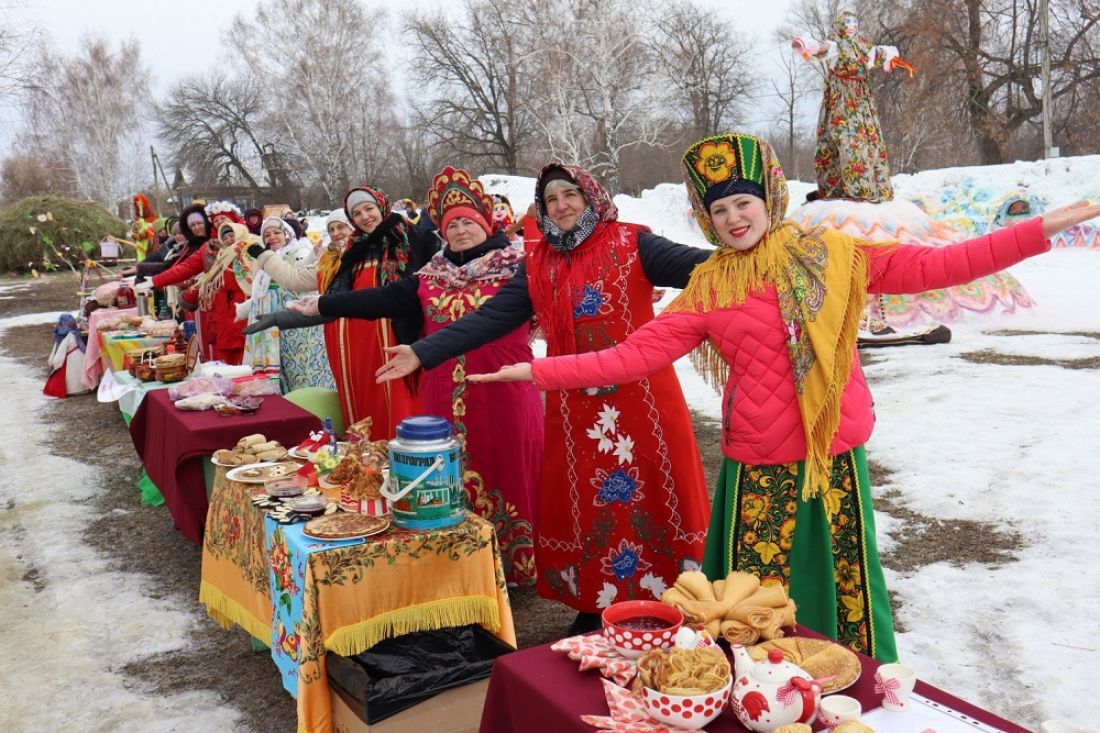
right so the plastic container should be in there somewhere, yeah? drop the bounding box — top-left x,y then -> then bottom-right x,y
382,416 -> 465,530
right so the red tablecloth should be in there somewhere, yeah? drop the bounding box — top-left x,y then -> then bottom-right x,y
129,390 -> 321,544
478,632 -> 1033,733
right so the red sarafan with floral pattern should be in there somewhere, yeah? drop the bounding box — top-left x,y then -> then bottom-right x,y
417,247 -> 541,586
524,203 -> 710,612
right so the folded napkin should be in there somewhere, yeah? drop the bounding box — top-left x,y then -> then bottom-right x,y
552,633 -> 638,687
580,678 -> 706,732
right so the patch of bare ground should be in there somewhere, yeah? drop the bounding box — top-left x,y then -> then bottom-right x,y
1,273 -> 299,733
986,328 -> 1100,341
959,349 -> 1100,369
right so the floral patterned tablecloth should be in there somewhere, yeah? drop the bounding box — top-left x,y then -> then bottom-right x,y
200,469 -> 516,733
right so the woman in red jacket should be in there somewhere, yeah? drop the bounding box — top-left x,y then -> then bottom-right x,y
470,132 -> 1100,660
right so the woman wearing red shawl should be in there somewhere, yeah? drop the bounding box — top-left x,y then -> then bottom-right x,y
378,164 -> 713,631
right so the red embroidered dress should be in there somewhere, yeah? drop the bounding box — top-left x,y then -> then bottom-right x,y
417,248 -> 541,586
526,221 -> 710,612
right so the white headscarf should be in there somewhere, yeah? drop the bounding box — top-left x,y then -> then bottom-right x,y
324,208 -> 350,232
250,218 -> 317,306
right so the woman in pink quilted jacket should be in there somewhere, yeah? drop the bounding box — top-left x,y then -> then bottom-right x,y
471,132 -> 1100,661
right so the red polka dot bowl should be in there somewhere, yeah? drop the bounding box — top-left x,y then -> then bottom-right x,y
641,677 -> 733,730
601,600 -> 683,659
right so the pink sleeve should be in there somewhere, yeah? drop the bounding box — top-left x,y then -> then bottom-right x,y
531,310 -> 708,391
151,244 -> 206,288
866,217 -> 1050,295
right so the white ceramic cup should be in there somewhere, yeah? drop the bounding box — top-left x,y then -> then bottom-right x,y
876,663 -> 917,712
819,695 -> 862,727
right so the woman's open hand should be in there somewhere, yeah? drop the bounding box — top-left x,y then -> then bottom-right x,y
289,296 -> 320,316
1041,200 -> 1100,239
467,363 -> 534,383
376,345 -> 421,383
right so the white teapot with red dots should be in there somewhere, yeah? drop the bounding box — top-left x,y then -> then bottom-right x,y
729,644 -> 821,732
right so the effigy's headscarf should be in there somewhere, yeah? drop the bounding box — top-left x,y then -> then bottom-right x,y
199,222 -> 256,310
669,132 -> 879,510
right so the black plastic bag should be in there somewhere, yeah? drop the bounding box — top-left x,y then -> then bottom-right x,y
326,624 -> 515,724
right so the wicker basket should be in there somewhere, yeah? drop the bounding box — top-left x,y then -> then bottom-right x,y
155,353 -> 188,383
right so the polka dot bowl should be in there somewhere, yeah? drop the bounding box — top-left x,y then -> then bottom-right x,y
601,600 -> 683,659
641,677 -> 733,730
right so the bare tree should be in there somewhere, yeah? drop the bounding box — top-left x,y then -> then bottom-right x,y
0,1 -> 39,104
0,151 -> 76,203
528,0 -> 671,194
904,0 -> 1100,164
648,0 -> 755,140
156,71 -> 268,189
232,0 -> 399,201
406,0 -> 537,174
764,49 -> 818,181
19,36 -> 150,206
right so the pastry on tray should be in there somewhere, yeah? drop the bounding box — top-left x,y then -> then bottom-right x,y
747,637 -> 860,693
302,512 -> 389,540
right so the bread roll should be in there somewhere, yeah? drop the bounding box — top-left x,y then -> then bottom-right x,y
834,721 -> 874,733
719,618 -> 757,645
255,449 -> 286,462
774,724 -> 812,733
238,454 -> 260,465
213,449 -> 234,463
249,440 -> 281,454
237,434 -> 266,447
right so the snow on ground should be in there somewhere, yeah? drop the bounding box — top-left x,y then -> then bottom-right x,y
3,157 -> 1097,731
0,311 -> 243,731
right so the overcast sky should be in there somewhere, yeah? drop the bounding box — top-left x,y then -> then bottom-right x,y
2,0 -> 797,156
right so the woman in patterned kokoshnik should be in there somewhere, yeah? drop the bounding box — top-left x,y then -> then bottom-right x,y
289,166 -> 542,588
468,132 -> 1100,660
376,163 -> 714,634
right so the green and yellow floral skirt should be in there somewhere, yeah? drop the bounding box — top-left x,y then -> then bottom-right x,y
701,446 -> 897,662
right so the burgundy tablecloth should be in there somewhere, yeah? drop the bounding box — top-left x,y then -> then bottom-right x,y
478,631 -> 1032,733
129,390 -> 320,544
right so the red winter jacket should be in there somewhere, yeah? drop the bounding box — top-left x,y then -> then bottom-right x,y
532,218 -> 1051,465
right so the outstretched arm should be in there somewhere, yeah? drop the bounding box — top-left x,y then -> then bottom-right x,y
376,263 -> 534,383
310,276 -> 421,321
471,309 -> 709,391
866,205 -> 1100,294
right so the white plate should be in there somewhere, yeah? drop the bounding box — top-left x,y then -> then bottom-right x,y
225,462 -> 301,484
288,441 -> 351,460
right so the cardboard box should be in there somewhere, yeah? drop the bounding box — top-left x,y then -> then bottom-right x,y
330,678 -> 488,733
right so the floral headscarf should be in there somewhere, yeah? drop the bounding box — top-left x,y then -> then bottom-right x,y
526,163 -> 623,354
199,222 -> 255,310
325,185 -> 411,293
533,163 -> 618,253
